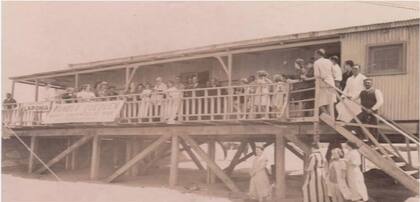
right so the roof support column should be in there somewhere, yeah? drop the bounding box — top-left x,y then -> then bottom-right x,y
11,81 -> 16,98
74,73 -> 79,90
35,79 -> 39,102
215,54 -> 232,87
125,66 -> 139,91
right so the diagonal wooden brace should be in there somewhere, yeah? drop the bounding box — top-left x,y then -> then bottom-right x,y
180,134 -> 241,193
106,135 -> 171,182
35,134 -> 95,174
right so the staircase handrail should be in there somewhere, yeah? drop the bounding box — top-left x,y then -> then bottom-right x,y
318,78 -> 419,145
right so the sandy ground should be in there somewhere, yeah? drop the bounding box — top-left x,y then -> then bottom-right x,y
2,144 -> 419,202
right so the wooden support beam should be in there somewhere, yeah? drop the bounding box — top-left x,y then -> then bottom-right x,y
125,139 -> 133,177
65,137 -> 71,170
225,141 -> 274,173
283,134 -> 310,154
140,143 -> 171,175
35,135 -> 94,174
224,140 -> 248,175
275,134 -> 286,199
106,135 -> 171,183
179,138 -> 205,170
130,139 -> 143,176
70,141 -> 78,170
169,135 -> 179,187
28,136 -> 39,173
74,73 -> 79,89
180,135 -> 241,192
207,139 -> 216,184
285,143 -> 304,160
90,135 -> 101,180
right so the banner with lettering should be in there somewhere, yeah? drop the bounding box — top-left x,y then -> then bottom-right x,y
44,101 -> 124,123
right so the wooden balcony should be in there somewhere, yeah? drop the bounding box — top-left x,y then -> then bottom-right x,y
2,79 -> 318,128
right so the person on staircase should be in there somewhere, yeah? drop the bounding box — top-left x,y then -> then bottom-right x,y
336,64 -> 367,122
314,49 -> 336,116
353,78 -> 384,139
342,141 -> 369,202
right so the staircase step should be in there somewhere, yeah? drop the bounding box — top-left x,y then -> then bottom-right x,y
400,164 -> 417,171
395,162 -> 406,167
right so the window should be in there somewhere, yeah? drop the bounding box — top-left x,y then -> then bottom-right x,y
366,43 -> 406,75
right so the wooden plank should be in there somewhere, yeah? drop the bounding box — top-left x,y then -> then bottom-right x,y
207,140 -> 216,184
180,135 -> 241,192
226,141 -> 274,172
179,138 -> 205,170
275,134 -> 286,199
130,139 -> 143,176
283,134 -> 310,154
321,114 -> 419,194
169,135 -> 179,187
35,135 -> 94,174
65,137 -> 71,170
125,139 -> 133,177
285,143 -> 304,159
140,143 -> 171,175
90,135 -> 101,180
28,136 -> 38,173
70,139 -> 78,171
105,135 -> 171,183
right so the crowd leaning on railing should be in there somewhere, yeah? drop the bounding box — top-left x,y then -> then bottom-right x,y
3,48 -> 384,130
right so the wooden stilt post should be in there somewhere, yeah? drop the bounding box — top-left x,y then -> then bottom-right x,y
28,136 -> 38,173
275,134 -> 286,199
65,137 -> 71,170
11,81 -> 16,98
207,139 -> 216,184
112,138 -> 120,169
70,137 -> 78,170
125,139 -> 133,177
130,138 -> 143,176
169,135 -> 179,187
90,135 -> 101,180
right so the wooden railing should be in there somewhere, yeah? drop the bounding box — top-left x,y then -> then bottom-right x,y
2,80 -> 318,126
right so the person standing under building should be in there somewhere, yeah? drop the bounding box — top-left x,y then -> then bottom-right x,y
336,64 -> 367,122
330,56 -> 342,89
353,78 -> 384,137
303,142 -> 328,202
249,146 -> 272,202
343,141 -> 369,202
314,49 -> 336,115
327,148 -> 352,202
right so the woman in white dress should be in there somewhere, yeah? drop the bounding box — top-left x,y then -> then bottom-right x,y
139,83 -> 152,120
271,74 -> 289,119
313,49 -> 336,115
164,81 -> 181,124
249,146 -> 272,202
343,141 -> 369,202
327,148 -> 352,202
253,70 -> 272,119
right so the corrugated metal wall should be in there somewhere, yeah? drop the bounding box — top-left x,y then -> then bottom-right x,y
341,25 -> 419,121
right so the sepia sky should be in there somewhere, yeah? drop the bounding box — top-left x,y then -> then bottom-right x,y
2,1 -> 419,101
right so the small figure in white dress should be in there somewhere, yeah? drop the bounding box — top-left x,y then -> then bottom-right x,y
249,146 -> 272,202
164,81 -> 181,124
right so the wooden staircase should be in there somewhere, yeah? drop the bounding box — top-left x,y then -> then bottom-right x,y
320,114 -> 419,194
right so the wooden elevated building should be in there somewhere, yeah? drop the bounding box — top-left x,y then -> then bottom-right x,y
3,18 -> 420,199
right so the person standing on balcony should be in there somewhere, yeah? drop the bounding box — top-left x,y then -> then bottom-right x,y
342,141 -> 369,202
272,74 -> 288,119
303,142 -> 328,202
139,83 -> 152,120
3,93 -> 17,109
314,49 -> 336,115
341,60 -> 354,90
353,78 -> 384,137
337,65 -> 366,122
253,70 -> 272,119
164,81 -> 182,124
76,84 -> 96,101
152,77 -> 167,119
330,56 -> 342,89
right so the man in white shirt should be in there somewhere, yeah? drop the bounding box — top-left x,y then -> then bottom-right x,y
336,65 -> 366,122
314,49 -> 336,115
330,56 -> 342,88
353,78 -> 384,136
